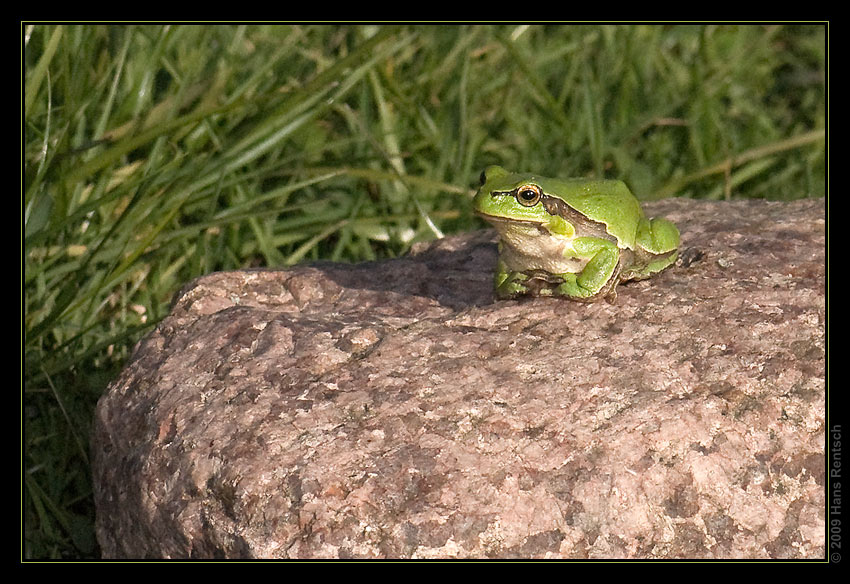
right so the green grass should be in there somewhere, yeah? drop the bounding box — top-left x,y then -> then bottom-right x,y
23,23 -> 825,558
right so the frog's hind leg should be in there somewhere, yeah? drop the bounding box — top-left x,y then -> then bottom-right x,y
636,217 -> 679,254
630,217 -> 679,279
553,245 -> 621,301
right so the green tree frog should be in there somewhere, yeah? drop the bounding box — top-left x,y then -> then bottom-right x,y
474,166 -> 679,302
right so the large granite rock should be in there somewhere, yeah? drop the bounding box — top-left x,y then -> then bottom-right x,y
92,198 -> 825,559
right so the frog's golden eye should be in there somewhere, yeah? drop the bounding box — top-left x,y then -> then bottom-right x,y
515,184 -> 542,207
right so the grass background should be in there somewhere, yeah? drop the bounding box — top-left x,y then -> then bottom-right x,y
23,24 -> 826,559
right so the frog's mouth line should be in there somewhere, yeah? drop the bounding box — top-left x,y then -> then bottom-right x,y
475,211 -> 553,238
474,211 -> 545,226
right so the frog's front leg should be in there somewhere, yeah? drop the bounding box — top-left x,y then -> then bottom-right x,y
494,259 -> 534,298
555,237 -> 620,300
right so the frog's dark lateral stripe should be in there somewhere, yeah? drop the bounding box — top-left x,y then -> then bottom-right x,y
539,194 -> 614,240
488,188 -> 619,244
496,189 -> 617,243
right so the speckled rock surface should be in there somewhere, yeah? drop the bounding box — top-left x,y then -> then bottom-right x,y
92,198 -> 825,559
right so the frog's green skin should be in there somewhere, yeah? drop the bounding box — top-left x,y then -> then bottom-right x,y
473,166 -> 679,302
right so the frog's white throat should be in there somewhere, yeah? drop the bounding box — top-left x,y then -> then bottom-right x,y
487,218 -> 587,275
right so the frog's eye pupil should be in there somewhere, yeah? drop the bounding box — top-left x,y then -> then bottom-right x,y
516,185 -> 541,206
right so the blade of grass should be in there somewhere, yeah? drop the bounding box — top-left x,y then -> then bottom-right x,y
496,33 -> 572,135
24,473 -> 74,551
42,369 -> 89,464
24,26 -> 63,116
26,177 -> 152,342
582,66 -> 605,177
182,28 -> 413,200
301,165 -> 472,197
62,96 -> 246,188
284,219 -> 349,266
653,128 -> 825,199
28,321 -> 154,385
